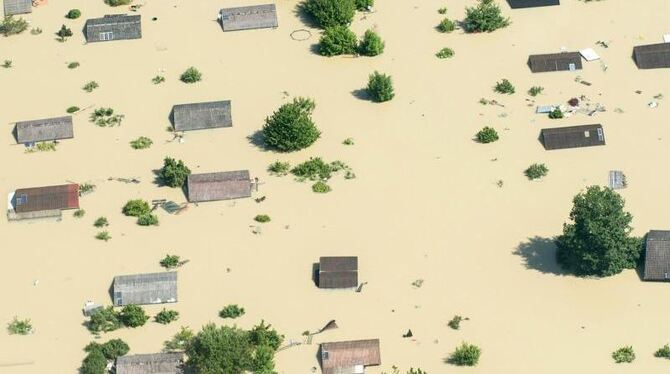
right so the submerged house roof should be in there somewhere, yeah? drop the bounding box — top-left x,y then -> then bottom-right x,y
507,0 -> 559,9
85,14 -> 141,43
3,0 -> 31,16
220,4 -> 278,32
528,52 -> 582,73
541,124 -> 605,150
15,116 -> 74,144
644,230 -> 670,281
172,100 -> 232,132
116,353 -> 184,374
320,339 -> 381,374
13,184 -> 79,213
318,256 -> 358,289
633,43 -> 670,69
113,272 -> 177,306
186,170 -> 252,203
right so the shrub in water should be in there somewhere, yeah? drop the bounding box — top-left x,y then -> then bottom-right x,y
303,0 -> 356,28
73,209 -> 86,218
262,97 -> 320,152
312,181 -> 331,193
528,86 -> 544,96
83,81 -> 99,92
0,16 -> 29,36
358,29 -> 385,56
612,346 -> 635,363
123,199 -> 150,217
155,309 -> 180,324
291,158 -> 333,181
355,0 -> 373,10
88,307 -> 121,333
268,161 -> 291,176
462,0 -> 509,33
137,213 -> 159,226
254,214 -> 271,223
67,106 -> 79,113
95,231 -> 111,241
57,25 -> 73,41
476,126 -> 499,143
105,0 -> 131,6
160,157 -> 191,188
94,217 -> 109,228
319,25 -> 358,56
180,67 -> 202,83
66,9 -> 81,19
7,317 -> 32,335
655,344 -> 670,359
436,47 -> 454,59
120,305 -> 149,328
130,136 -> 153,149
448,343 -> 481,366
219,304 -> 245,319
437,18 -> 455,33
367,71 -> 395,102
525,163 -> 549,180
548,108 -> 563,119
494,79 -> 515,94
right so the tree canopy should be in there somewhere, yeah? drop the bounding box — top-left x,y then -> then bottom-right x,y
462,0 -> 509,33
262,97 -> 320,152
556,186 -> 642,277
160,157 -> 191,188
303,0 -> 356,28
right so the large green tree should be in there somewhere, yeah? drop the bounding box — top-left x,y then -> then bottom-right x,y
185,322 -> 283,374
160,157 -> 191,188
262,97 -> 320,152
462,0 -> 509,33
303,0 -> 355,28
556,186 -> 642,277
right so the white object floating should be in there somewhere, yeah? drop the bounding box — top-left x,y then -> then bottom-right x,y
536,105 -> 554,114
649,101 -> 659,108
664,34 -> 670,43
580,48 -> 600,61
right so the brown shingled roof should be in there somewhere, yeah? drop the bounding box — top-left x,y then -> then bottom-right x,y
186,170 -> 252,203
318,257 -> 358,289
320,339 -> 381,374
13,184 -> 79,213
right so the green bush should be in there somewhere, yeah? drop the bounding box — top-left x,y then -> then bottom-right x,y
180,67 -> 202,83
152,75 -> 166,84
137,213 -> 159,226
358,29 -> 384,56
73,209 -> 86,218
655,344 -> 670,359
88,307 -> 121,333
164,326 -> 195,351
312,181 -> 331,193
7,317 -> 32,335
463,0 -> 510,33
319,25 -> 358,56
254,214 -> 271,223
407,369 -> 427,374
436,47 -> 454,59
494,79 -> 515,94
367,71 -> 395,102
66,106 -> 80,113
268,161 -> 291,176
528,86 -> 544,96
160,254 -> 181,269
0,16 -> 29,36
525,163 -> 548,180
95,231 -> 111,241
85,339 -> 130,360
3,59 -> 12,68
438,7 -> 448,14
94,217 -> 109,228
130,136 -> 153,149
548,108 -> 563,119
83,81 -> 99,92
160,157 -> 191,187
123,199 -> 150,217
155,309 -> 180,324
67,62 -> 80,69
476,126 -> 498,143
303,0 -> 356,28
612,346 -> 635,363
56,24 -> 73,41
66,9 -> 81,19
291,158 -> 333,181
80,349 -> 106,374
219,304 -> 245,319
448,343 -> 481,366
105,0 -> 131,6
262,97 -> 320,152
437,18 -> 455,33
342,137 -> 354,145
556,186 -> 643,277
120,305 -> 149,328
355,0 -> 373,10
90,107 -> 124,127
448,315 -> 464,330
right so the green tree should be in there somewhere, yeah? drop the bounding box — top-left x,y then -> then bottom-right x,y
367,71 -> 395,102
355,0 -> 373,10
164,326 -> 195,351
358,29 -> 385,56
319,25 -> 358,56
303,0 -> 356,28
448,342 -> 481,366
463,0 -> 509,33
160,157 -> 191,188
262,97 -> 320,152
248,320 -> 283,351
85,339 -> 130,360
556,186 -> 642,277
437,18 -> 455,33
137,213 -> 159,226
186,324 -> 254,373
56,24 -> 73,41
88,307 -> 122,333
122,199 -> 151,217
120,305 -> 149,328
80,349 -> 107,374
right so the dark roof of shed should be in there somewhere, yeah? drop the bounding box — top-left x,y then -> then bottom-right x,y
541,124 -> 605,150
320,339 -> 381,374
507,0 -> 560,9
528,52 -> 582,73
220,4 -> 278,31
86,14 -> 140,27
15,116 -> 74,144
172,100 -> 232,132
116,353 -> 184,374
186,170 -> 252,202
634,43 -> 670,69
644,230 -> 670,281
319,256 -> 358,289
13,184 -> 79,213
3,0 -> 31,16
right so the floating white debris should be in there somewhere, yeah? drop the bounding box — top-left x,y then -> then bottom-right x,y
664,34 -> 670,43
580,48 -> 600,61
536,105 -> 554,114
